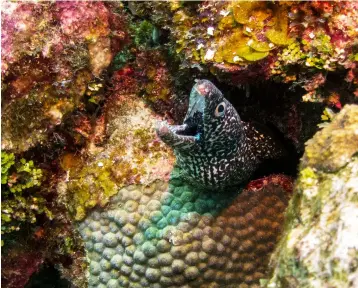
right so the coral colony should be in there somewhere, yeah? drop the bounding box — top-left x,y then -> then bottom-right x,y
1,1 -> 358,288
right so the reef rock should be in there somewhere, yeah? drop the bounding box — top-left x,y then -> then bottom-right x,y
78,173 -> 293,288
131,1 -> 358,104
1,1 -> 126,153
266,105 -> 358,288
60,94 -> 175,221
2,248 -> 43,288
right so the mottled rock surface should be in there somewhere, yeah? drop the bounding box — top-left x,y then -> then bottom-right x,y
60,95 -> 175,221
1,1 -> 125,152
266,105 -> 358,288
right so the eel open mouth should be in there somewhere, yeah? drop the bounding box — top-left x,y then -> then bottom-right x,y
179,85 -> 205,136
156,85 -> 205,146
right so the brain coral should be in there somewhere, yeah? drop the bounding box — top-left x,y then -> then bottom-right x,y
78,173 -> 292,287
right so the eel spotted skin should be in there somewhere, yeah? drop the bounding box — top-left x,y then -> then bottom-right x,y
156,80 -> 283,190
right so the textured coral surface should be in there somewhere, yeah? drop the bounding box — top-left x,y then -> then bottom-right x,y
62,95 -> 174,221
301,104 -> 358,172
1,1 -> 124,152
0,2 -> 126,286
267,105 -> 358,288
2,1 -> 358,287
78,174 -> 293,288
131,1 -> 358,103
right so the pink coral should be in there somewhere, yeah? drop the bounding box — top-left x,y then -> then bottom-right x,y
1,1 -> 114,76
1,2 -> 52,73
55,1 -> 110,40
1,2 -> 126,152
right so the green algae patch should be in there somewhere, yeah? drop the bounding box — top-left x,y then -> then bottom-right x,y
213,2 -> 294,64
67,158 -> 118,221
237,46 -> 269,62
249,39 -> 272,52
214,30 -> 270,63
1,152 -> 15,185
265,5 -> 293,46
1,152 -> 52,235
266,29 -> 294,46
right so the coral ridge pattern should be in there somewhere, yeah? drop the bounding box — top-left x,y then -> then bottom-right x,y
79,174 -> 293,288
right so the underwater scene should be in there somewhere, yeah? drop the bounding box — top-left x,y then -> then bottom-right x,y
1,1 -> 358,288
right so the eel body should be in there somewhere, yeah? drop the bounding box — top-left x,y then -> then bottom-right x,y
156,80 -> 283,189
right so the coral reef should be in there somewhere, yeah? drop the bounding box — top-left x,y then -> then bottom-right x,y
301,105 -> 358,172
78,173 -> 293,288
62,94 -> 174,221
1,151 -> 87,287
1,2 -> 127,286
110,47 -> 179,121
266,105 -> 358,287
130,1 -> 358,103
2,1 -> 358,287
1,1 -> 126,153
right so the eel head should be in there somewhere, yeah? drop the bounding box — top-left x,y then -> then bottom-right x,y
156,80 -> 244,155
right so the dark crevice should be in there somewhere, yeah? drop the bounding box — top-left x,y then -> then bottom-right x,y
25,264 -> 71,288
204,81 -> 309,180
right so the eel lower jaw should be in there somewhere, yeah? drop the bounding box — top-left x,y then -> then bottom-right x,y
156,121 -> 198,147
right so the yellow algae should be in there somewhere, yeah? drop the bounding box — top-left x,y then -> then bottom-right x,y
232,2 -> 266,25
265,6 -> 293,46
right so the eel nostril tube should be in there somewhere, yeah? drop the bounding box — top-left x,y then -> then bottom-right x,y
156,121 -> 169,136
196,83 -> 210,96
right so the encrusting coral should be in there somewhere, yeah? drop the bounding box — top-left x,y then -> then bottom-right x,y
62,93 -> 174,221
78,173 -> 293,288
301,105 -> 358,172
1,1 -> 126,153
266,104 -> 358,287
130,1 -> 358,104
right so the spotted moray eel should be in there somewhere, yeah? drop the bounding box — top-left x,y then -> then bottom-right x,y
156,80 -> 283,190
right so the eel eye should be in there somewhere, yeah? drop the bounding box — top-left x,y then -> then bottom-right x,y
214,102 -> 226,117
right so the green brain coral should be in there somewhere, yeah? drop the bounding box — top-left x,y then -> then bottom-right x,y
78,170 -> 293,287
